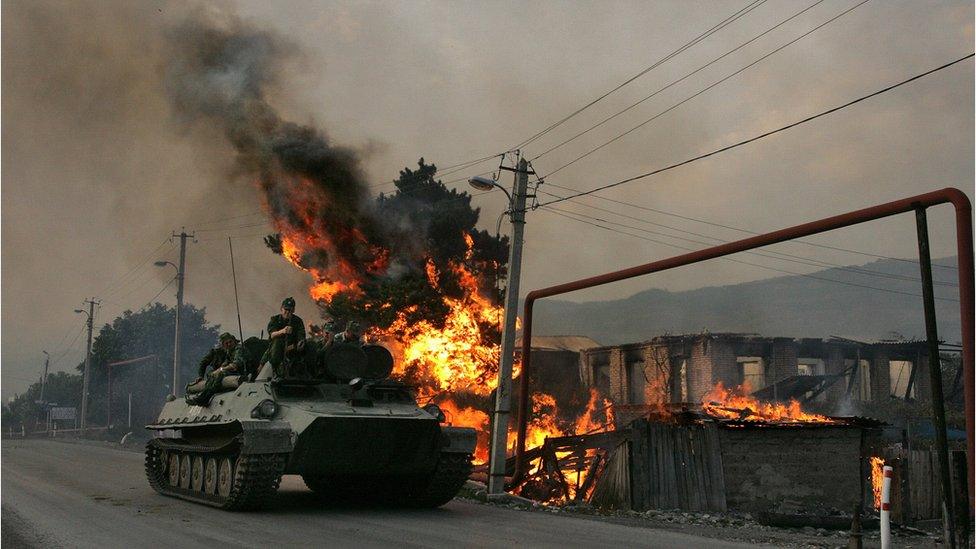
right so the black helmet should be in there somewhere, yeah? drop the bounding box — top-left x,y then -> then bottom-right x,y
281,297 -> 296,310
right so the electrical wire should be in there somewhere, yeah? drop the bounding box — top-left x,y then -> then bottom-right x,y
530,0 -> 826,161
533,52 -> 975,208
543,181 -> 959,270
539,0 -> 873,179
141,277 -> 177,310
95,238 -> 172,298
544,201 -> 957,287
540,207 -> 958,302
514,0 -> 769,150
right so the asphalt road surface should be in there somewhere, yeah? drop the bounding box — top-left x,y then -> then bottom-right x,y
3,439 -> 761,548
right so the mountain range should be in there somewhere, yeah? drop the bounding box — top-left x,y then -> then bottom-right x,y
530,256 -> 963,346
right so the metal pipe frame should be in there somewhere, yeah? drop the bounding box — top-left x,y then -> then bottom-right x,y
515,188 -> 974,501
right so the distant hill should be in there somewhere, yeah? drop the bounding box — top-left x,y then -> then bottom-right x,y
531,256 -> 963,346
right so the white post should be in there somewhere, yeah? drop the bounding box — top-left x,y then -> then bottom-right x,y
880,465 -> 893,549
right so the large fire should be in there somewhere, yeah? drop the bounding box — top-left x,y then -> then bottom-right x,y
279,222 -> 589,465
701,382 -> 838,424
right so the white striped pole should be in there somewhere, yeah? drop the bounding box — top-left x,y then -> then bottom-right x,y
881,465 -> 893,549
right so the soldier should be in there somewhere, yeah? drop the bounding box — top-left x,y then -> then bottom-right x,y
187,332 -> 247,405
333,320 -> 362,345
262,297 -> 306,377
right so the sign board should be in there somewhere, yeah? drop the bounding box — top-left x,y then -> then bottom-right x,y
50,407 -> 77,421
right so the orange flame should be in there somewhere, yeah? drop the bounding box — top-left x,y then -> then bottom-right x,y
870,456 -> 885,509
701,382 -> 838,424
439,399 -> 490,464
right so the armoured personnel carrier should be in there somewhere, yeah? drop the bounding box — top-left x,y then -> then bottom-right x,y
145,338 -> 476,510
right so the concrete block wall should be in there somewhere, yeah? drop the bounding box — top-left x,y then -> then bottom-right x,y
718,426 -> 863,512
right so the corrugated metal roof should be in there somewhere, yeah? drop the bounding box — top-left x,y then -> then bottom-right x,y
516,335 -> 601,353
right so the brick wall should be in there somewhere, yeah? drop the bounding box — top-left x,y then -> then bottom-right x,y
608,348 -> 627,404
824,344 -> 847,401
710,339 -> 739,388
766,340 -> 798,385
870,350 -> 891,402
912,351 -> 931,402
718,426 -> 864,512
687,339 -> 712,402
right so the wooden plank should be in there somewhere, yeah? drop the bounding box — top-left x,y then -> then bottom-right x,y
705,423 -> 727,512
629,419 -> 649,510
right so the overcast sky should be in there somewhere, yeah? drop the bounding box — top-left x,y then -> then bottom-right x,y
2,0 -> 973,400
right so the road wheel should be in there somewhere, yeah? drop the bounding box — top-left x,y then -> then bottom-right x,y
168,453 -> 180,487
191,455 -> 204,492
179,454 -> 192,489
204,457 -> 218,495
217,457 -> 234,498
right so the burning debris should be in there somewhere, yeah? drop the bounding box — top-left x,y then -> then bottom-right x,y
700,382 -> 838,424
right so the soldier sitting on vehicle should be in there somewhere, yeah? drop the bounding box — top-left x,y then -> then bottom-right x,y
187,332 -> 247,405
261,297 -> 306,377
332,320 -> 363,345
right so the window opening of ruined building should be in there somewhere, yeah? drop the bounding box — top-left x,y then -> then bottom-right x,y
627,361 -> 645,405
739,358 -> 764,391
679,359 -> 688,402
889,360 -> 915,398
592,363 -> 611,398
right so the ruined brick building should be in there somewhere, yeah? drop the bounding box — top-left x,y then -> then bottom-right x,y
578,333 -> 932,410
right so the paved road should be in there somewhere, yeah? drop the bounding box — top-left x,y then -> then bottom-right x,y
3,439 -> 760,548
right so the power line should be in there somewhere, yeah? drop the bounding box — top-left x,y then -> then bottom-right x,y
539,0 -> 872,179
543,181 -> 958,270
533,52 -> 975,209
95,238 -> 172,298
530,0 -> 825,161
544,201 -> 957,287
191,210 -> 265,228
514,0 -> 769,150
142,277 -> 177,311
540,207 -> 958,303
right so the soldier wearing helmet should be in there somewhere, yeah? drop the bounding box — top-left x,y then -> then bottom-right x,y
262,297 -> 306,376
333,320 -> 363,345
187,332 -> 247,405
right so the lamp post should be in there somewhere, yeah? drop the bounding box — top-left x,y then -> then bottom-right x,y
471,158 -> 531,496
155,260 -> 181,395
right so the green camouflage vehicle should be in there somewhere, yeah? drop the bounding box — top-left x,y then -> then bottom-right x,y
144,338 -> 476,510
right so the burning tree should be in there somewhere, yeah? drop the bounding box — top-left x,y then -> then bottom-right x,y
162,11 -> 616,467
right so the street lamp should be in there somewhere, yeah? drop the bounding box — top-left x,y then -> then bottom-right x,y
472,159 -> 531,497
155,260 -> 181,396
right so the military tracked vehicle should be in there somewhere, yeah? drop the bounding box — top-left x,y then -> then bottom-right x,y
145,338 -> 476,510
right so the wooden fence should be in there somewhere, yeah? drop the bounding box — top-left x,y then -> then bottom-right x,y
628,419 -> 727,511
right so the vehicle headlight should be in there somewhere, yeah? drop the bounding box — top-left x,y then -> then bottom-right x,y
423,403 -> 445,423
251,399 -> 278,419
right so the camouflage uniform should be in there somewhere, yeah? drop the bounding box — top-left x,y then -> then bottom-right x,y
333,321 -> 362,345
262,297 -> 306,376
187,333 -> 248,405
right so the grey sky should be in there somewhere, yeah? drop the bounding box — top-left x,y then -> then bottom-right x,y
2,0 -> 973,400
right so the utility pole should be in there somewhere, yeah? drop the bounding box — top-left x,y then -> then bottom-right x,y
488,157 -> 530,496
78,298 -> 98,431
39,350 -> 50,403
915,208 -> 957,548
171,229 -> 193,395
